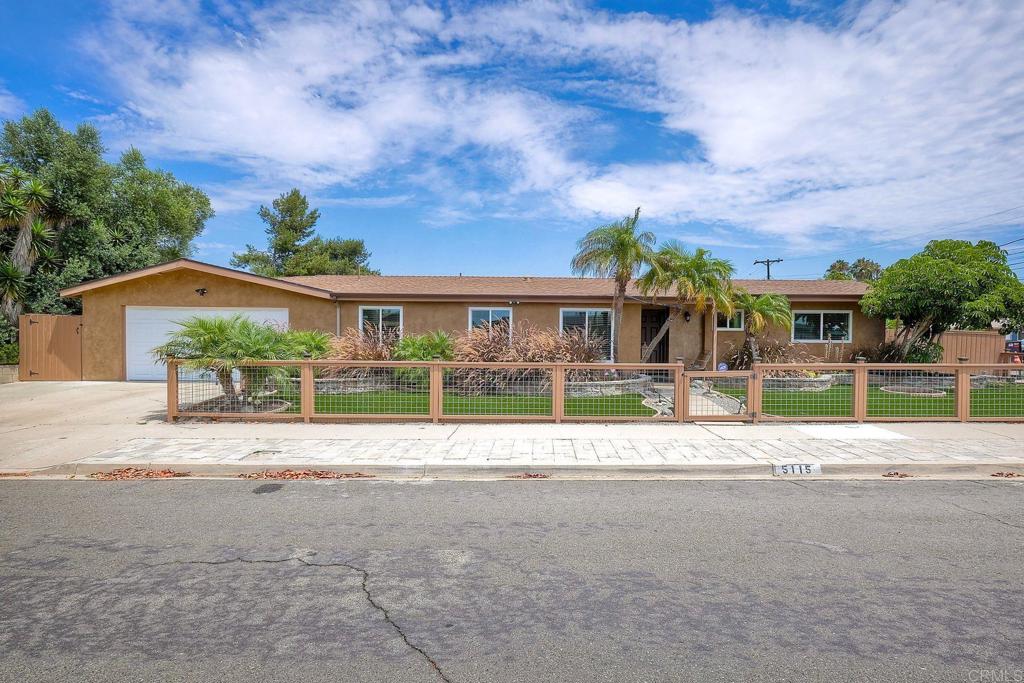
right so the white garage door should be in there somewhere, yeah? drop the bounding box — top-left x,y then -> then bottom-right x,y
125,307 -> 289,381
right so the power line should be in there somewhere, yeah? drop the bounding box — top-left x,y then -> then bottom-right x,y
782,205 -> 1024,263
753,258 -> 784,280
1000,236 -> 1024,247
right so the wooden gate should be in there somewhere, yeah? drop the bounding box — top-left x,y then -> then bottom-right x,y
18,314 -> 83,380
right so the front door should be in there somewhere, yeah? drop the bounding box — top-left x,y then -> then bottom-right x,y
640,308 -> 669,363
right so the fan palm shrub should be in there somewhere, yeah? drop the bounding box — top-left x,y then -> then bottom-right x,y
152,314 -> 329,408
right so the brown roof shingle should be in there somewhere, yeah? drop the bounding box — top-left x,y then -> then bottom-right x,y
280,274 -> 869,301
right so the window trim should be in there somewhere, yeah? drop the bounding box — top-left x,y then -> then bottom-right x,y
716,310 -> 745,331
358,305 -> 404,340
467,307 -> 514,339
559,307 -> 615,362
791,309 -> 853,344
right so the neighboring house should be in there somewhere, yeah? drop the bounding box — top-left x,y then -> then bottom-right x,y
59,259 -> 883,380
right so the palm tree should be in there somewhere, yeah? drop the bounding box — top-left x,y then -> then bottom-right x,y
0,174 -> 54,326
636,241 -> 735,362
0,258 -> 26,326
571,207 -> 654,361
731,289 -> 792,364
152,314 -> 329,408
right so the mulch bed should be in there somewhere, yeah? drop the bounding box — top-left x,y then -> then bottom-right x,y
240,469 -> 375,480
91,468 -> 191,480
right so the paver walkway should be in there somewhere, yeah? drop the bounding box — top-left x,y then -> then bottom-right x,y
77,435 -> 1019,469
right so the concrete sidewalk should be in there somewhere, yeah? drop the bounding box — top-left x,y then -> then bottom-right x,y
3,381 -> 1024,479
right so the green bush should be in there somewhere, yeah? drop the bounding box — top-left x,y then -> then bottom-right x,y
0,343 -> 17,365
392,331 -> 454,361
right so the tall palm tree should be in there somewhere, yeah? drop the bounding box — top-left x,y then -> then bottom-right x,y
636,241 -> 735,362
731,289 -> 792,363
571,207 -> 654,361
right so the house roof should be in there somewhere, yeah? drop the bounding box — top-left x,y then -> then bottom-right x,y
59,259 -> 335,299
281,274 -> 870,302
59,258 -> 870,303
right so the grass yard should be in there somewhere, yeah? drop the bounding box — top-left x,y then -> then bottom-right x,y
754,383 -> 1024,418
303,390 -> 657,416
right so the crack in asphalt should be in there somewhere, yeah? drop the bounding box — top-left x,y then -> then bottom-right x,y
147,556 -> 452,682
942,500 -> 1024,531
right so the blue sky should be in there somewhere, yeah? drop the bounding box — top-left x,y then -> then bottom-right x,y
1,0 -> 1022,279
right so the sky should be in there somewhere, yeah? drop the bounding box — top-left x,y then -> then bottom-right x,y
1,0 -> 1022,280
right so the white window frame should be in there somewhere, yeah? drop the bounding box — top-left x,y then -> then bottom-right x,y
791,310 -> 853,343
716,310 -> 745,331
559,308 -> 615,361
358,305 -> 404,340
468,307 -> 513,339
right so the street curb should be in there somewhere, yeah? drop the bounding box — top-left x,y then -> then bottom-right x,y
8,460 -> 1024,481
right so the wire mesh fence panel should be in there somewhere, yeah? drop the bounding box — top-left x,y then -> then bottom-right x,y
969,368 -> 1024,418
442,366 -> 553,416
313,365 -> 430,415
760,368 -> 854,419
177,364 -> 302,415
866,368 -> 956,418
687,374 -> 749,419
564,367 -> 675,418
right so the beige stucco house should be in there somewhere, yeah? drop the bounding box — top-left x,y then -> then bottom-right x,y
60,259 -> 883,380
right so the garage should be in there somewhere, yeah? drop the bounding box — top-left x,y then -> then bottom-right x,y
125,307 -> 290,380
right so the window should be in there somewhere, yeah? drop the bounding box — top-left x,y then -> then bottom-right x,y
359,306 -> 403,340
716,311 -> 744,330
469,307 -> 513,337
792,311 -> 852,343
560,308 -> 613,360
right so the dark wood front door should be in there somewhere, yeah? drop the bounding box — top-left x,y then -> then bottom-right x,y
640,308 -> 669,363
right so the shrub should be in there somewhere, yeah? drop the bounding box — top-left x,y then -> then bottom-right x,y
393,330 -> 454,361
326,325 -> 393,361
0,343 -> 17,365
453,321 -> 602,363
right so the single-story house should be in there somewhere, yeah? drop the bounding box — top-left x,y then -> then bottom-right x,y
59,259 -> 883,380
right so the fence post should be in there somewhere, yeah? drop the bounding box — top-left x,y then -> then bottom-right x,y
956,361 -> 971,422
552,364 -> 565,423
750,365 -> 762,423
300,360 -> 314,423
429,359 -> 442,423
677,364 -> 689,423
853,359 -> 867,422
166,358 -> 178,422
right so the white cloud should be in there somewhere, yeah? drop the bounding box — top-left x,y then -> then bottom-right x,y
84,0 -> 1024,247
0,84 -> 24,118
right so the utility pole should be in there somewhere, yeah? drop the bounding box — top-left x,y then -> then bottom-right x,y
753,258 -> 784,280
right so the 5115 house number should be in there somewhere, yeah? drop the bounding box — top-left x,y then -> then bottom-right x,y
772,464 -> 823,476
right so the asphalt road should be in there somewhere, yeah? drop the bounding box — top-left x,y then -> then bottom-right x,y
1,479 -> 1022,683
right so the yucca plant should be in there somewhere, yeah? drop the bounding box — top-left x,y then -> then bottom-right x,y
152,314 -> 329,409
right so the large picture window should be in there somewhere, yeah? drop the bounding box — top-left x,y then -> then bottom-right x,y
792,311 -> 852,343
560,308 -> 613,360
716,311 -> 744,330
469,307 -> 513,338
359,306 -> 403,340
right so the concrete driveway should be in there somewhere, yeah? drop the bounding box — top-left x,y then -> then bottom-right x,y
3,381 -> 1024,472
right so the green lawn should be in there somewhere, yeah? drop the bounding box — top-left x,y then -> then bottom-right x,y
306,390 -> 657,417
215,382 -> 1024,419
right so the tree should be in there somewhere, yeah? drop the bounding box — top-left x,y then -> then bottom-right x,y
860,240 -> 1024,359
571,207 -> 655,362
231,189 -> 377,277
0,109 -> 213,329
636,241 -> 734,362
730,290 -> 792,364
824,257 -> 883,282
0,165 -> 56,325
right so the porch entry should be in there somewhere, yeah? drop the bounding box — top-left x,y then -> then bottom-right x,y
640,308 -> 669,363
18,314 -> 83,380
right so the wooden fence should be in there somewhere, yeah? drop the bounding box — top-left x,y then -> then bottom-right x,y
885,328 -> 1007,364
166,359 -> 1024,424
